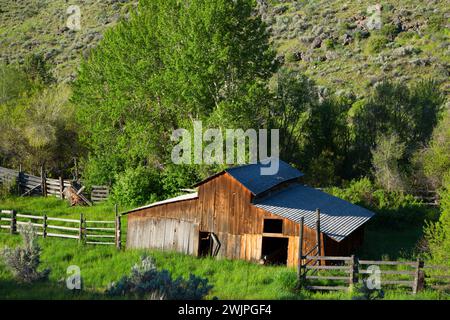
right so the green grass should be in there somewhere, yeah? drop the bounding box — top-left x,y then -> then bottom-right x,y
0,196 -> 122,220
0,233 -> 445,300
358,224 -> 424,260
0,196 -> 447,300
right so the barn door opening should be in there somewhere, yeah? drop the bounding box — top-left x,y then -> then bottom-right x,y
198,232 -> 221,257
261,237 -> 288,265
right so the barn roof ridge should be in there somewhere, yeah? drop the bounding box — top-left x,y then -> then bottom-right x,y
194,159 -> 304,196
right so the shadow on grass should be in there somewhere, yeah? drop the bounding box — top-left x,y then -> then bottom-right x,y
0,279 -> 104,300
357,222 -> 425,260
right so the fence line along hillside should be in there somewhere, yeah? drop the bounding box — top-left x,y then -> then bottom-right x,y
0,209 -> 122,249
0,166 -> 109,203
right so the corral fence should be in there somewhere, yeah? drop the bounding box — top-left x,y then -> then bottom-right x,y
0,209 -> 122,249
90,185 -> 110,204
298,255 -> 449,294
0,166 -> 109,203
413,189 -> 439,207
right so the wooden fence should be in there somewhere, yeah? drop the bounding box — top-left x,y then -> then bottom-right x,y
0,209 -> 122,249
298,255 -> 449,294
91,185 -> 110,204
0,166 -> 109,203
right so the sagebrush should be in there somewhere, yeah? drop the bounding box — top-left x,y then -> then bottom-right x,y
106,256 -> 212,300
1,223 -> 50,283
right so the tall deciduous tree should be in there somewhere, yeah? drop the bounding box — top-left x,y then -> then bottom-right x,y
72,0 -> 276,186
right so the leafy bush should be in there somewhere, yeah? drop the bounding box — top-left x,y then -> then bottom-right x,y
0,180 -> 17,199
327,178 -> 433,227
380,24 -> 400,41
420,108 -> 450,189
1,223 -> 50,283
323,38 -> 335,50
424,172 -> 450,266
365,34 -> 389,54
106,256 -> 212,300
161,164 -> 200,196
111,166 -> 162,207
371,134 -> 408,193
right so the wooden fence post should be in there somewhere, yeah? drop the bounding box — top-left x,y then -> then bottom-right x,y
316,209 -> 321,265
349,255 -> 357,288
41,165 -> 47,197
413,259 -> 424,294
10,210 -> 17,234
115,204 -> 122,250
79,213 -> 84,243
297,217 -> 304,284
43,214 -> 47,238
59,177 -> 64,200
17,164 -> 22,196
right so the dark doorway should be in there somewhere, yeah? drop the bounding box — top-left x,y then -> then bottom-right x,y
198,232 -> 213,256
261,237 -> 288,265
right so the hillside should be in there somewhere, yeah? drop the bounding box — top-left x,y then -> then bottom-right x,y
0,0 -> 136,82
262,0 -> 449,97
0,0 -> 448,95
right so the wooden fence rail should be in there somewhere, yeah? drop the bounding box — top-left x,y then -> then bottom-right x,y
0,209 -> 121,249
0,166 -> 109,203
298,255 -> 448,294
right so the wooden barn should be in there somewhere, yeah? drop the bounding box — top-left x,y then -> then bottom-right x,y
124,160 -> 374,267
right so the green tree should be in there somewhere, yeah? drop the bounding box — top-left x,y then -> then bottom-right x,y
413,108 -> 450,189
0,85 -> 79,176
371,134 -> 408,192
304,96 -> 352,184
349,80 -> 444,177
72,0 -> 276,188
269,68 -> 317,164
425,172 -> 450,266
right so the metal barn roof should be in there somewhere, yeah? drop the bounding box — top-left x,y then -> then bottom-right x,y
224,159 -> 304,196
253,184 -> 374,242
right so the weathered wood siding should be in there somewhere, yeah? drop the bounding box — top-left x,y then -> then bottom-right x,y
127,172 -> 360,267
127,217 -> 199,255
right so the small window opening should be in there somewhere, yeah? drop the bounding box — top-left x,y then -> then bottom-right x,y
263,219 -> 283,233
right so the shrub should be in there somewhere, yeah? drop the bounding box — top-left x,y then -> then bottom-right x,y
421,109 -> 450,189
106,256 -> 212,300
380,24 -> 400,41
327,178 -> 433,227
327,177 -> 375,206
111,166 -> 162,207
161,164 -> 200,196
0,180 -> 17,199
323,39 -> 335,50
365,34 -> 389,54
424,171 -> 450,266
371,134 -> 408,193
1,223 -> 50,283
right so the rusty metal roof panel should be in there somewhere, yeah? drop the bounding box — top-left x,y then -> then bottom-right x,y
225,159 -> 304,196
253,184 -> 374,242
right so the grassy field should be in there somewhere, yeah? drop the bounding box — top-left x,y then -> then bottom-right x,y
0,197 -> 447,300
